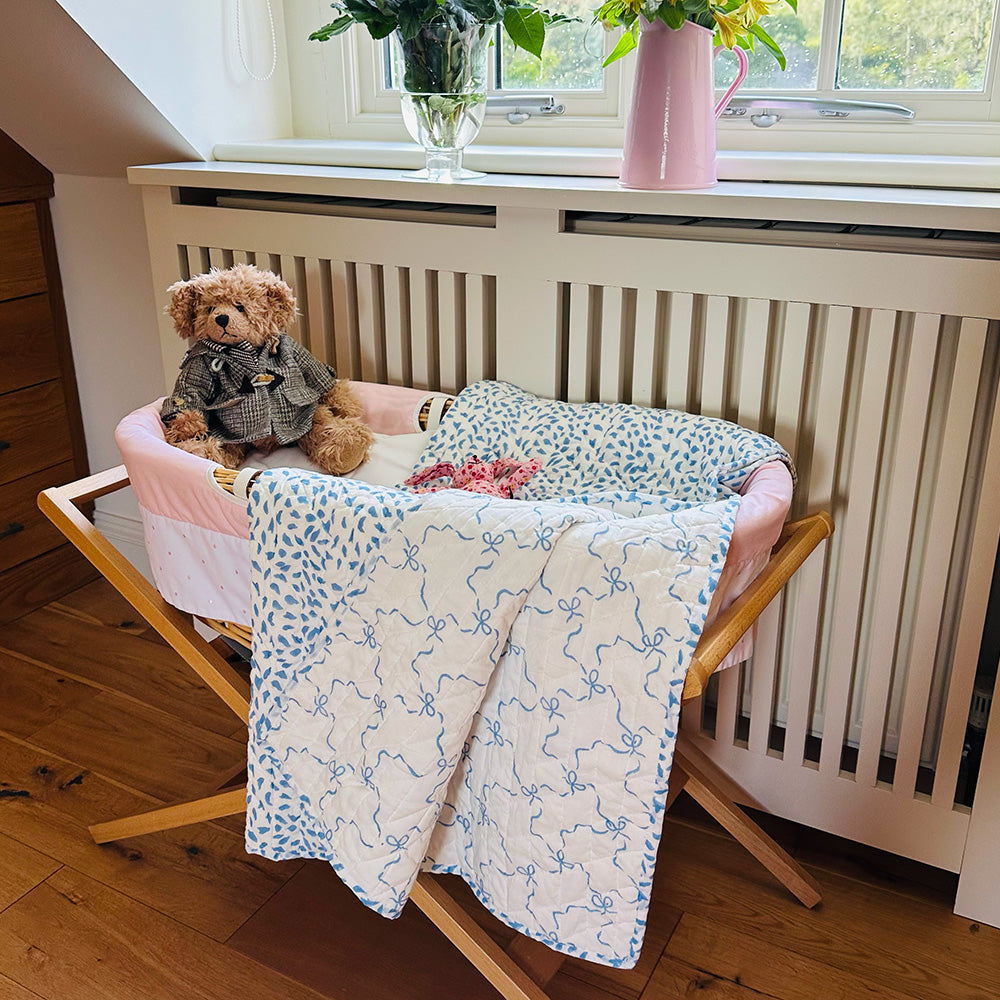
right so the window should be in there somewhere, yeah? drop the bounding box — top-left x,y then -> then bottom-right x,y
282,0 -> 1000,161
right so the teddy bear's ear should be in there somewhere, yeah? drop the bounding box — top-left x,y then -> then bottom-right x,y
262,272 -> 297,330
165,279 -> 201,338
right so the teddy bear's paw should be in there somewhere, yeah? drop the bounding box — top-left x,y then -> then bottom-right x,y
300,415 -> 374,476
169,436 -> 246,469
164,409 -> 209,443
320,380 -> 365,420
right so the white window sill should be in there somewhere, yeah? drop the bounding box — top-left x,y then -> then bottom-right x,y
210,139 -> 1000,191
128,156 -> 1000,234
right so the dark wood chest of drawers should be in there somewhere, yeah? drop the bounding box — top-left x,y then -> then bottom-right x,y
0,132 -> 96,621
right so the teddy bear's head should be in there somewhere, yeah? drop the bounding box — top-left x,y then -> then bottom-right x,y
166,263 -> 297,347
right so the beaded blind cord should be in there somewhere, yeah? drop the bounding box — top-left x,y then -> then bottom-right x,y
235,0 -> 277,82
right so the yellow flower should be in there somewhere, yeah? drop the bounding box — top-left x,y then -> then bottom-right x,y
712,7 -> 741,47
743,0 -> 781,18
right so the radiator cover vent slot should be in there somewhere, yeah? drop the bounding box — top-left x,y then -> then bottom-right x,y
564,210 -> 1000,258
178,187 -> 496,228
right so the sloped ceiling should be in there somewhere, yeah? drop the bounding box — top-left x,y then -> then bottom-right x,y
0,0 -> 200,176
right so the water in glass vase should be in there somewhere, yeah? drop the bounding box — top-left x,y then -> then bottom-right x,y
391,25 -> 491,183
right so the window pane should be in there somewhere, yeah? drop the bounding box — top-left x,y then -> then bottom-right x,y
714,0 -> 824,90
499,0 -> 604,90
838,0 -> 996,89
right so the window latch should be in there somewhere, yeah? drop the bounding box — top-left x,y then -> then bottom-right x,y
485,95 -> 566,125
721,96 -> 915,126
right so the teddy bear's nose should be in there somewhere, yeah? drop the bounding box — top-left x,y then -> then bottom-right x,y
215,313 -> 230,328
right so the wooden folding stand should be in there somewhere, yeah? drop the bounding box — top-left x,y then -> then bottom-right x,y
39,467 -> 832,1000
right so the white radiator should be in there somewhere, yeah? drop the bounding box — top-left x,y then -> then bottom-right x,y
140,181 -> 1000,877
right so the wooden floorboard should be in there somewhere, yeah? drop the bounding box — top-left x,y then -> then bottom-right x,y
0,831 -> 60,912
26,692 -> 245,803
49,578 -> 160,640
0,581 -> 998,1000
0,607 -> 240,736
0,650 -> 100,739
663,913 -> 919,1000
0,732 -> 295,941
0,869 -> 329,1000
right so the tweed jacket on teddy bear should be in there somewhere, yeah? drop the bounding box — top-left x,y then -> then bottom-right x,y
161,333 -> 338,446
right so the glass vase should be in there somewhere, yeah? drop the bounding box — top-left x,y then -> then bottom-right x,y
391,24 -> 491,183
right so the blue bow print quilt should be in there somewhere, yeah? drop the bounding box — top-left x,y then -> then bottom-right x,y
244,382 -> 793,967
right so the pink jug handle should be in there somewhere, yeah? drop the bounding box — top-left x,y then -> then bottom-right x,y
713,45 -> 749,120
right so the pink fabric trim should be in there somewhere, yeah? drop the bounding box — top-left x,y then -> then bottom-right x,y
115,400 -> 250,539
141,507 -> 252,623
348,381 -> 452,435
705,461 -> 794,670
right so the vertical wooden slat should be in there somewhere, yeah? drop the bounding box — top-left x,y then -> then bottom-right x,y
599,286 -> 625,404
761,301 -> 810,757
630,288 -> 660,407
187,246 -> 207,278
771,303 -> 811,457
734,299 -> 777,754
208,247 -> 227,270
737,299 -> 770,433
318,260 -> 338,375
854,314 -> 939,787
410,269 -> 432,390
932,318 -> 1000,806
782,305 -> 852,767
330,259 -> 355,378
355,262 -> 381,383
892,321 -> 988,798
664,293 -> 694,412
303,257 -> 330,359
747,606 -> 783,756
818,309 -> 896,778
566,283 -> 590,404
272,255 -> 306,347
700,295 -> 730,418
383,265 -> 408,387
233,250 -> 255,266
438,271 -> 461,395
466,273 -> 488,386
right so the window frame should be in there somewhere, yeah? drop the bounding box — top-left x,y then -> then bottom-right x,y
284,0 -> 1000,160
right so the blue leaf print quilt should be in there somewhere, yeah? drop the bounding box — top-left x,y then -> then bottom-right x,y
411,379 -> 794,502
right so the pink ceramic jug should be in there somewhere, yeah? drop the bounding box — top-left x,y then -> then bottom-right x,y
620,18 -> 749,190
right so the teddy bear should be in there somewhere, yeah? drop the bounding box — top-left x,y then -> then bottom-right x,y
159,263 -> 373,475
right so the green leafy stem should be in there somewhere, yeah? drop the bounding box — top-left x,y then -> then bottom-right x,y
311,0 -> 578,61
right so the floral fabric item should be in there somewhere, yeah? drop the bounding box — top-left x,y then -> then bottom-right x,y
245,470 -> 736,967
404,455 -> 542,498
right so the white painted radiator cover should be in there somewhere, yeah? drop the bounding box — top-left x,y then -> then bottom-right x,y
129,163 -> 1000,928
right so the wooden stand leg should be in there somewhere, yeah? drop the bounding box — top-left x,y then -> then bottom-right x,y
505,935 -> 565,989
672,744 -> 821,908
410,876 -> 556,1000
89,787 -> 247,844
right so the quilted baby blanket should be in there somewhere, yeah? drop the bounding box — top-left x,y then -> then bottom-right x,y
244,385 -> 793,967
411,379 -> 794,501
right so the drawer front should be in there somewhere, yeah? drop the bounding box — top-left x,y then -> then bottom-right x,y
0,381 -> 73,487
0,460 -> 75,574
0,542 -> 98,624
0,203 -> 47,301
0,294 -> 59,395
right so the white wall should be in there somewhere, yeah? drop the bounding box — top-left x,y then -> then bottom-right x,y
56,0 -> 294,161
49,173 -> 166,571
